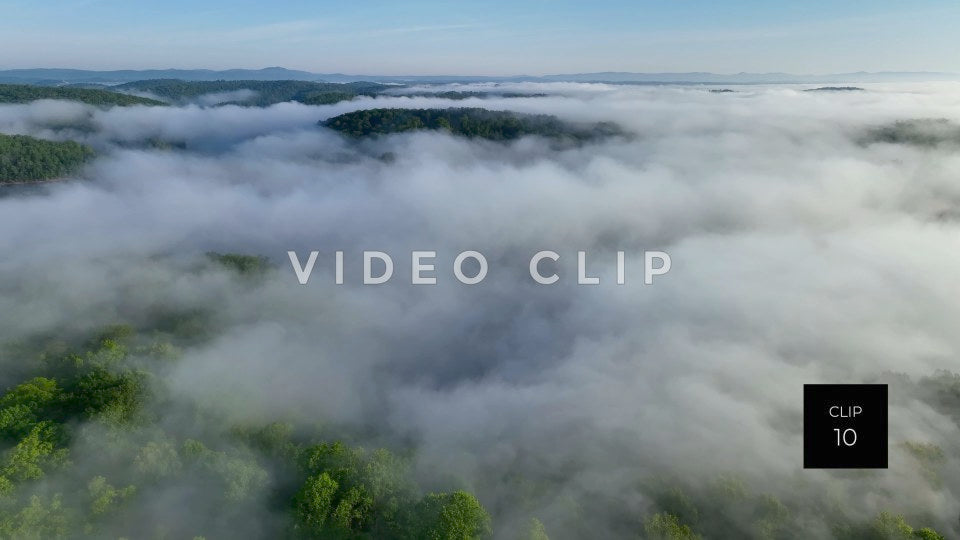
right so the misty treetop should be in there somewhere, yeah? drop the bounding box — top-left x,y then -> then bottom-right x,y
0,253 -> 951,539
0,134 -> 94,183
113,79 -> 389,107
0,315 -> 495,538
321,107 -> 625,142
392,90 -> 550,100
0,83 -> 165,107
861,118 -> 960,148
803,86 -> 865,92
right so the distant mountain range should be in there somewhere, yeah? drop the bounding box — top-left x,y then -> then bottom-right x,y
1,67 -> 957,85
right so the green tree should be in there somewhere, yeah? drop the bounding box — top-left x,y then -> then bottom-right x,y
0,494 -> 73,539
0,377 -> 62,440
412,490 -> 492,540
321,108 -> 623,143
294,472 -> 340,536
2,422 -> 67,482
835,512 -> 946,540
517,517 -> 549,540
0,83 -> 164,106
914,528 -> 946,540
111,79 -> 386,107
643,513 -> 701,540
87,476 -> 136,516
0,134 -> 95,183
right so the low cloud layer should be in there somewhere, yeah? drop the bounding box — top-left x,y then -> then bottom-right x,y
2,82 -> 960,537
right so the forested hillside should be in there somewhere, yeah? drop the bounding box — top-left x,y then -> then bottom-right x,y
804,87 -> 865,92
322,107 -> 624,141
113,79 -> 388,106
394,91 -> 549,100
0,255 -> 494,539
0,254 -> 950,539
0,134 -> 94,183
0,84 -> 165,106
862,118 -> 960,148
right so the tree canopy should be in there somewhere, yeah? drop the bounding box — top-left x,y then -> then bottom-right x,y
0,280 -> 496,539
113,79 -> 388,107
804,86 -> 865,92
395,91 -> 549,100
0,255 -> 951,539
861,119 -> 960,148
0,134 -> 94,183
0,84 -> 165,106
321,107 -> 624,142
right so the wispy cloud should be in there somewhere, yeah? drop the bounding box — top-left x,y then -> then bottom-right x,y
360,23 -> 482,36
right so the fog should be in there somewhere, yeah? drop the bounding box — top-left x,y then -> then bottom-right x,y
2,82 -> 960,537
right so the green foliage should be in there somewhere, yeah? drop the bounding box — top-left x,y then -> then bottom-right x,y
71,367 -> 149,425
918,370 -> 960,424
300,91 -> 359,105
0,494 -> 73,539
398,91 -> 548,100
643,513 -> 701,540
645,477 -> 799,540
294,442 -> 406,537
2,422 -> 67,482
86,476 -> 135,516
0,133 -> 95,183
914,527 -> 946,540
0,320 -> 952,539
322,107 -> 624,142
295,472 -> 340,535
517,517 -> 549,540
0,377 -> 62,440
867,512 -> 916,540
835,512 -> 947,540
901,441 -> 945,488
113,79 -> 387,107
650,486 -> 699,530
233,421 -> 299,461
206,252 -> 272,277
291,443 -> 490,539
330,485 -> 373,532
411,490 -> 492,540
0,83 -> 165,106
804,86 -> 865,92
862,119 -> 960,148
133,440 -> 182,479
181,439 -> 268,502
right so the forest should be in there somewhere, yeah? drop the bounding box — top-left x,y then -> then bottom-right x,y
394,91 -> 549,100
0,84 -> 165,107
1,81 -> 958,539
0,254 -> 495,539
0,134 -> 94,183
861,119 -> 960,148
322,108 -> 624,142
0,81 -> 555,109
0,254 -> 950,539
803,87 -> 865,92
113,80 -> 389,106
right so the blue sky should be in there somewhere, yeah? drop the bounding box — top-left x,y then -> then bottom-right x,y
1,0 -> 958,74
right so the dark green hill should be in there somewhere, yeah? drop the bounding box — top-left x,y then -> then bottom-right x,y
113,79 -> 388,106
804,86 -> 865,92
0,134 -> 95,183
862,118 -> 960,148
322,107 -> 624,142
0,84 -> 165,106
396,91 -> 549,100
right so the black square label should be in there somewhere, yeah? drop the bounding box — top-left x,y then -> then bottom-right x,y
803,384 -> 887,469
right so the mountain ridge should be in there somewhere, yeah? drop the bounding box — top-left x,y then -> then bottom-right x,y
1,67 -> 956,85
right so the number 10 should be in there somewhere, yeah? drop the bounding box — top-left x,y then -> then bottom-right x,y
834,428 -> 857,446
